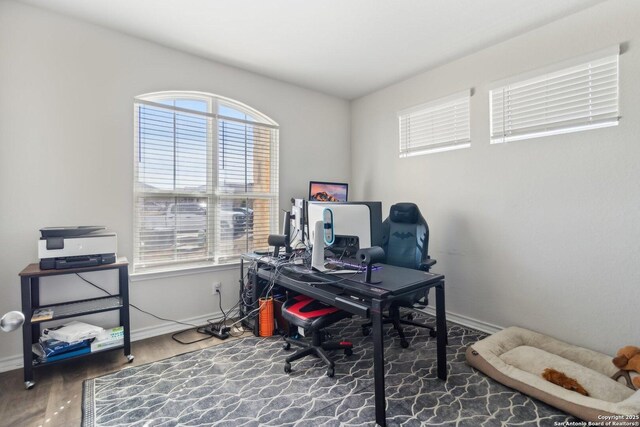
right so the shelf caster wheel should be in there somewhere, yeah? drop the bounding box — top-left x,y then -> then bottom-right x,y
326,367 -> 335,378
362,326 -> 371,337
284,362 -> 292,374
127,354 -> 135,363
429,329 -> 437,338
282,342 -> 291,351
25,381 -> 35,390
400,339 -> 409,349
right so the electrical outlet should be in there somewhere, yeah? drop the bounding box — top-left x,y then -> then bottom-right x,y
213,281 -> 222,295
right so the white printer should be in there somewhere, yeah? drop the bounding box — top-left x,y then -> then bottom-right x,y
38,226 -> 117,269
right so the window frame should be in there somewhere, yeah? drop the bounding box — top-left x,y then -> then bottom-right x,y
398,89 -> 471,158
489,46 -> 620,144
133,91 -> 279,274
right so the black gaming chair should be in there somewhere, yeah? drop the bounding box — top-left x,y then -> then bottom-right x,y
362,202 -> 439,348
281,295 -> 353,377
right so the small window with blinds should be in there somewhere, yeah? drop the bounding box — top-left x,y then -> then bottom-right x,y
398,90 -> 471,158
490,46 -> 620,144
133,92 -> 279,273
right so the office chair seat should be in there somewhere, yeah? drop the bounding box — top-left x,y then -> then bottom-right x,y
281,295 -> 353,377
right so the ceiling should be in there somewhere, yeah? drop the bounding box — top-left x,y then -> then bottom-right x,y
20,0 -> 607,99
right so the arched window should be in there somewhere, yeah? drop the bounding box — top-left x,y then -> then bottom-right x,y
133,91 -> 279,272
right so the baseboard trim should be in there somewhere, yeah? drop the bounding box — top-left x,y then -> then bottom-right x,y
129,312 -> 226,342
0,354 -> 23,374
0,308 -> 502,374
0,312 -> 226,374
418,306 -> 503,335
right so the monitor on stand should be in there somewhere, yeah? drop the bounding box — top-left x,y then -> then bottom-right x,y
309,181 -> 348,202
289,198 -> 306,249
307,201 -> 383,268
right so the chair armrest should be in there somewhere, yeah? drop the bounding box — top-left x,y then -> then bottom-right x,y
419,258 -> 437,271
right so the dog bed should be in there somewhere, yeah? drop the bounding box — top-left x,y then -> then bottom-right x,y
466,327 -> 640,422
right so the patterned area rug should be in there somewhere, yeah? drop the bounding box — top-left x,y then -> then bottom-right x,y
82,315 -> 576,426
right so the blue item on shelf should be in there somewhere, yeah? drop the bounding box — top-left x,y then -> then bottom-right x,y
33,338 -> 91,359
40,346 -> 91,363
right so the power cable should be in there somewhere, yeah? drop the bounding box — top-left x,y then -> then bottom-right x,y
74,273 -> 233,344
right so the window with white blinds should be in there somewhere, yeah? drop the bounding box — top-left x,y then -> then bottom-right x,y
133,92 -> 279,273
398,90 -> 471,158
490,46 -> 620,144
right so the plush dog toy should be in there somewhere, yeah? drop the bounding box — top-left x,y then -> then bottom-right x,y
613,346 -> 640,389
542,368 -> 589,396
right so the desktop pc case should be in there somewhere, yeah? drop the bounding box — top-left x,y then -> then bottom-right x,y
239,273 -> 268,335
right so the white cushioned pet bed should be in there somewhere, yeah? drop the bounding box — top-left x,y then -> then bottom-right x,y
466,327 -> 640,422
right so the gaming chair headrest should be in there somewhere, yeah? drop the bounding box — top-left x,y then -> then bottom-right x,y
389,203 -> 420,224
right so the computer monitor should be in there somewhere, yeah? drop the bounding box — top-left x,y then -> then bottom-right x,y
289,198 -> 306,248
307,201 -> 383,257
309,181 -> 348,202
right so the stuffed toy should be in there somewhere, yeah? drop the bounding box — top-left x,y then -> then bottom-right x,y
613,346 -> 640,389
542,368 -> 589,396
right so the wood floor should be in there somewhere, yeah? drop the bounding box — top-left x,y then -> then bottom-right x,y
0,328 -> 242,427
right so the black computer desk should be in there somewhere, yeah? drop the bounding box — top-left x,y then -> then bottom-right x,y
246,256 -> 447,427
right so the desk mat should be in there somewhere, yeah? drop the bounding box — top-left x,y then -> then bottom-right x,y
82,315 -> 577,426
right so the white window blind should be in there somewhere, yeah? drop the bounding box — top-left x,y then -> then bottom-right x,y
133,93 -> 279,272
398,90 -> 471,158
490,46 -> 620,143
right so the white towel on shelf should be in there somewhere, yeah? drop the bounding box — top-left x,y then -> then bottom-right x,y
43,321 -> 104,342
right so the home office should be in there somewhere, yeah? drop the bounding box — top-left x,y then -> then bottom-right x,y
237,193 -> 447,426
1,0 -> 639,426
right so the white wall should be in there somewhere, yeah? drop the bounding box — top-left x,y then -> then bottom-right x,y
351,0 -> 640,355
0,1 -> 350,368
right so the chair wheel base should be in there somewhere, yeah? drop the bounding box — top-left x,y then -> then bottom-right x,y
283,342 -> 291,351
284,362 -> 292,373
400,339 -> 409,348
429,329 -> 437,338
362,326 -> 371,336
345,347 -> 353,356
326,367 -> 335,377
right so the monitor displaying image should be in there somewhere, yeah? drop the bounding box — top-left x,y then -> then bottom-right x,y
309,181 -> 348,202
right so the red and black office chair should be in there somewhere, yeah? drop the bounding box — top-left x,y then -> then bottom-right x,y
362,202 -> 442,348
281,295 -> 353,377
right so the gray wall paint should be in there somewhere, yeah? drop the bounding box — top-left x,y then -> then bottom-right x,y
0,1 -> 350,364
350,0 -> 639,355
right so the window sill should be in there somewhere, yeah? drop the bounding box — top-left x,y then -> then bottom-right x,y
130,262 -> 240,282
400,142 -> 470,158
490,120 -> 619,144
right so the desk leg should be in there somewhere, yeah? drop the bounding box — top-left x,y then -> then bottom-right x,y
119,266 -> 133,362
252,270 -> 260,337
372,298 -> 386,427
21,276 -> 34,389
31,278 -> 40,348
435,281 -> 447,381
239,258 -> 245,318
